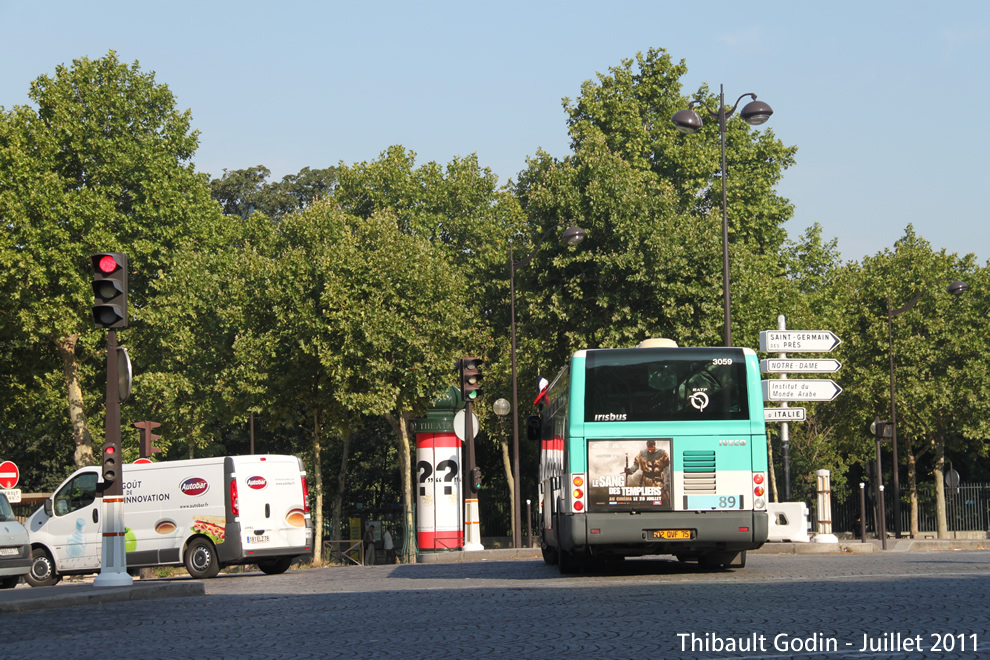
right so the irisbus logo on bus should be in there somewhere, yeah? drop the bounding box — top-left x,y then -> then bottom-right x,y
594,413 -> 628,421
179,477 -> 209,496
246,476 -> 267,490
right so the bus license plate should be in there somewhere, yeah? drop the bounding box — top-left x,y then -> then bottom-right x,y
651,529 -> 691,540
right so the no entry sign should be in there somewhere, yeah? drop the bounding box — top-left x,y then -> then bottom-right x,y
0,461 -> 19,489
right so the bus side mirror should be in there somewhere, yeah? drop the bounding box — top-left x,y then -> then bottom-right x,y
526,415 -> 542,441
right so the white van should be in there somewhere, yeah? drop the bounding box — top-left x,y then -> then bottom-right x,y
25,454 -> 312,586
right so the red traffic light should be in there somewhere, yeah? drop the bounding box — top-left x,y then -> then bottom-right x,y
97,255 -> 119,274
104,445 -> 115,454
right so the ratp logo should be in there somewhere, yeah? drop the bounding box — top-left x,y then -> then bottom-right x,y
690,392 -> 710,412
246,476 -> 267,490
179,477 -> 209,497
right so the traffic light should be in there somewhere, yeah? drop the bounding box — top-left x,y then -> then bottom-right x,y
133,421 -> 162,458
102,444 -> 119,483
91,252 -> 128,329
470,467 -> 482,493
458,357 -> 483,402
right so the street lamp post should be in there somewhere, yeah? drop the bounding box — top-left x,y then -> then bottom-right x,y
509,224 -> 586,548
886,279 -> 968,538
870,418 -> 892,550
672,85 -> 774,347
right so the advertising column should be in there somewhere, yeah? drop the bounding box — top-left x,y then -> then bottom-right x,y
412,387 -> 463,551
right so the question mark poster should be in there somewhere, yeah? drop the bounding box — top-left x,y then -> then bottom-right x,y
415,432 -> 464,550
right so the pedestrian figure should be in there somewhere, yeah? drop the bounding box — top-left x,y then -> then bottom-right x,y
383,526 -> 395,564
363,524 -> 376,565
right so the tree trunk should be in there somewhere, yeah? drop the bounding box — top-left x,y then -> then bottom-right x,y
397,411 -> 414,564
311,410 -> 324,567
56,333 -> 96,467
331,431 -> 353,555
387,411 -> 415,564
906,446 -> 919,538
500,436 -> 516,543
934,439 -> 948,538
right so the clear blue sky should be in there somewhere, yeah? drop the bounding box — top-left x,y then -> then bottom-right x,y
2,1 -> 988,264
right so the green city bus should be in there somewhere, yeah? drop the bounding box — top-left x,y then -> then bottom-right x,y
533,339 -> 769,573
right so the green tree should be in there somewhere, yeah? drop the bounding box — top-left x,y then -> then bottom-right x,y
562,48 -> 796,255
0,51 -> 219,469
210,165 -> 337,219
822,227 -> 987,537
332,146 -> 529,539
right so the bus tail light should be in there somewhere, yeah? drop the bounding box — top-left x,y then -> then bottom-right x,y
753,473 -> 767,509
569,474 -> 586,513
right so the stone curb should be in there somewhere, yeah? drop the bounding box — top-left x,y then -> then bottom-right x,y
0,580 -> 204,614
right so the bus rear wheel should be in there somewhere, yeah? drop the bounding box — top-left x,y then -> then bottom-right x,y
699,551 -> 742,569
558,548 -> 583,575
541,532 -> 559,566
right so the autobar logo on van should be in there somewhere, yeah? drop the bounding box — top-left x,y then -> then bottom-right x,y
180,477 -> 210,497
246,476 -> 267,490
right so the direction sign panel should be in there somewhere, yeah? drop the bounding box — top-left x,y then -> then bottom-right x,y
762,379 -> 843,402
760,359 -> 842,374
759,330 -> 841,353
765,407 -> 807,422
0,461 -> 18,489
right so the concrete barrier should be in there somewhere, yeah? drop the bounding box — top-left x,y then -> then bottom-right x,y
767,502 -> 810,542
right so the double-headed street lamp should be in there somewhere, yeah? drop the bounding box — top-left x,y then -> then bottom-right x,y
672,85 -> 774,347
508,224 -> 586,548
886,278 -> 968,538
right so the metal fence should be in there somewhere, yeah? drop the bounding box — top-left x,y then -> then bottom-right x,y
831,482 -> 990,535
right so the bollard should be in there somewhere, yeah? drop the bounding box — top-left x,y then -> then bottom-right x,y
859,483 -> 867,543
813,469 -> 838,543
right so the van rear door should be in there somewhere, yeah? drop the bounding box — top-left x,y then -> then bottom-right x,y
228,455 -> 309,552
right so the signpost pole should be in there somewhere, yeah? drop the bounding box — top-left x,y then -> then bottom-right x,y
777,315 -> 792,501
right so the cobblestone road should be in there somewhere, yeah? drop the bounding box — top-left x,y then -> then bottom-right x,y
5,551 -> 990,659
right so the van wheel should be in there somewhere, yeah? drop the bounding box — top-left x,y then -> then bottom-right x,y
257,557 -> 292,575
26,547 -> 61,587
184,538 -> 220,579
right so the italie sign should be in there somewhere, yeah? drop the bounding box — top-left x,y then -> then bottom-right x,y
764,407 -> 807,422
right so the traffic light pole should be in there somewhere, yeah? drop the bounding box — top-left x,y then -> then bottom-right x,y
93,329 -> 132,587
462,400 -> 483,551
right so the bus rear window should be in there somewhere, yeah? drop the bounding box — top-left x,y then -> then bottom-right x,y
584,347 -> 749,422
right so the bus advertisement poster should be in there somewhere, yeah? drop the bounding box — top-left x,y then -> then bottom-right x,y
587,438 -> 672,512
